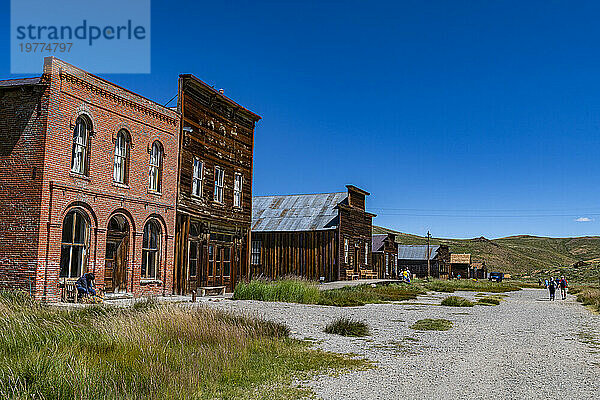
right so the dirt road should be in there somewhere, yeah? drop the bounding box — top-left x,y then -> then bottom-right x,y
210,288 -> 600,399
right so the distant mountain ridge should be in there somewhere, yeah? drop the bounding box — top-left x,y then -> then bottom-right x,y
373,226 -> 600,281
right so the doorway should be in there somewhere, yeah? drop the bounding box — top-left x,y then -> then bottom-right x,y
105,215 -> 129,293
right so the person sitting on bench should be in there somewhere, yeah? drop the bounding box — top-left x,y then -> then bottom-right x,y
76,273 -> 96,297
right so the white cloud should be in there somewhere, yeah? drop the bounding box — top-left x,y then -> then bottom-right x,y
575,217 -> 593,222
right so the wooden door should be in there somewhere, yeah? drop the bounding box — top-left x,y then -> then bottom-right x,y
114,236 -> 128,292
104,237 -> 127,293
104,241 -> 117,292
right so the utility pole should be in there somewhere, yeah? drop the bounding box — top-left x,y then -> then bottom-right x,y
427,231 -> 431,278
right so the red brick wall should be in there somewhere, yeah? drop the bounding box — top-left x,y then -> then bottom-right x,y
0,81 -> 49,293
0,57 -> 181,302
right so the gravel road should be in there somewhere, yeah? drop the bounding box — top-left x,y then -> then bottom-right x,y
205,288 -> 600,399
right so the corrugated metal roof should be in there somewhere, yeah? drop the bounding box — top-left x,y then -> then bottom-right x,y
397,245 -> 440,261
252,192 -> 347,232
371,234 -> 387,252
0,77 -> 42,87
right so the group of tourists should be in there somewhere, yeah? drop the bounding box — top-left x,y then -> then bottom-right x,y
540,276 -> 568,300
400,268 -> 412,283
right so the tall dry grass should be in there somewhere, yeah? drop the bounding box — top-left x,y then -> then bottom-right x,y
0,290 -> 364,399
570,286 -> 600,312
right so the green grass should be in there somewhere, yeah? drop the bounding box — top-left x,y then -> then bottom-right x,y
440,296 -> 474,307
476,295 -> 503,306
0,290 -> 367,400
324,317 -> 369,337
318,283 -> 425,307
234,279 -> 425,307
421,279 -> 521,293
233,278 -> 320,304
409,319 -> 453,331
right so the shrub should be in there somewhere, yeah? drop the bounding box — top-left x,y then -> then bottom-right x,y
410,319 -> 453,331
571,287 -> 600,312
234,278 -> 320,304
234,280 -> 424,307
477,296 -> 501,305
441,296 -> 474,307
324,317 -> 369,337
423,279 -> 521,293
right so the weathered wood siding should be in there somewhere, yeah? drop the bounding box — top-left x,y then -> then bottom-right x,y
337,187 -> 375,280
250,230 -> 338,281
174,75 -> 260,294
373,234 -> 398,278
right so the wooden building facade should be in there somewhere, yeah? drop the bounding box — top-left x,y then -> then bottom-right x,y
397,244 -> 450,279
371,233 -> 398,278
450,253 -> 471,279
174,75 -> 261,294
250,185 -> 375,281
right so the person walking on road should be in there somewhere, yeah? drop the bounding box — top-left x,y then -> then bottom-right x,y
559,276 -> 568,300
548,277 -> 556,301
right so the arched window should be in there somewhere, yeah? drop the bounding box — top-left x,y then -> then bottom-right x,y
142,219 -> 161,279
148,141 -> 163,192
71,117 -> 90,175
60,210 -> 89,278
113,129 -> 131,184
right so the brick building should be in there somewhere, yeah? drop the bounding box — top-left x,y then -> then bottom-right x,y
0,57 -> 180,301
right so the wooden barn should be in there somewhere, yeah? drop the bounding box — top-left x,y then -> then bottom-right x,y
173,75 -> 261,294
397,245 -> 450,278
450,253 -> 471,279
251,185 -> 376,281
371,233 -> 398,278
470,261 -> 487,279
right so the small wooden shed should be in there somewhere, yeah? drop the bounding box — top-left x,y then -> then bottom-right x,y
371,233 -> 398,278
450,253 -> 471,279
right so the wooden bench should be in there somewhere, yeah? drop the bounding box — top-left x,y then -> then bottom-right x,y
360,269 -> 378,280
346,269 -> 359,280
199,286 -> 226,297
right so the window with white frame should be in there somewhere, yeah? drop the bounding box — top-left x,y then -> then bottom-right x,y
141,219 -> 161,279
113,129 -> 130,184
214,166 -> 224,203
192,159 -> 203,197
148,141 -> 163,192
60,210 -> 89,278
344,238 -> 349,264
364,242 -> 368,265
251,240 -> 261,265
71,117 -> 90,175
234,173 -> 243,208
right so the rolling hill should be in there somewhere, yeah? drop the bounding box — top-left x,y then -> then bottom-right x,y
373,226 -> 600,282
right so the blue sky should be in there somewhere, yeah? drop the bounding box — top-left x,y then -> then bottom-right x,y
2,0 -> 600,238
